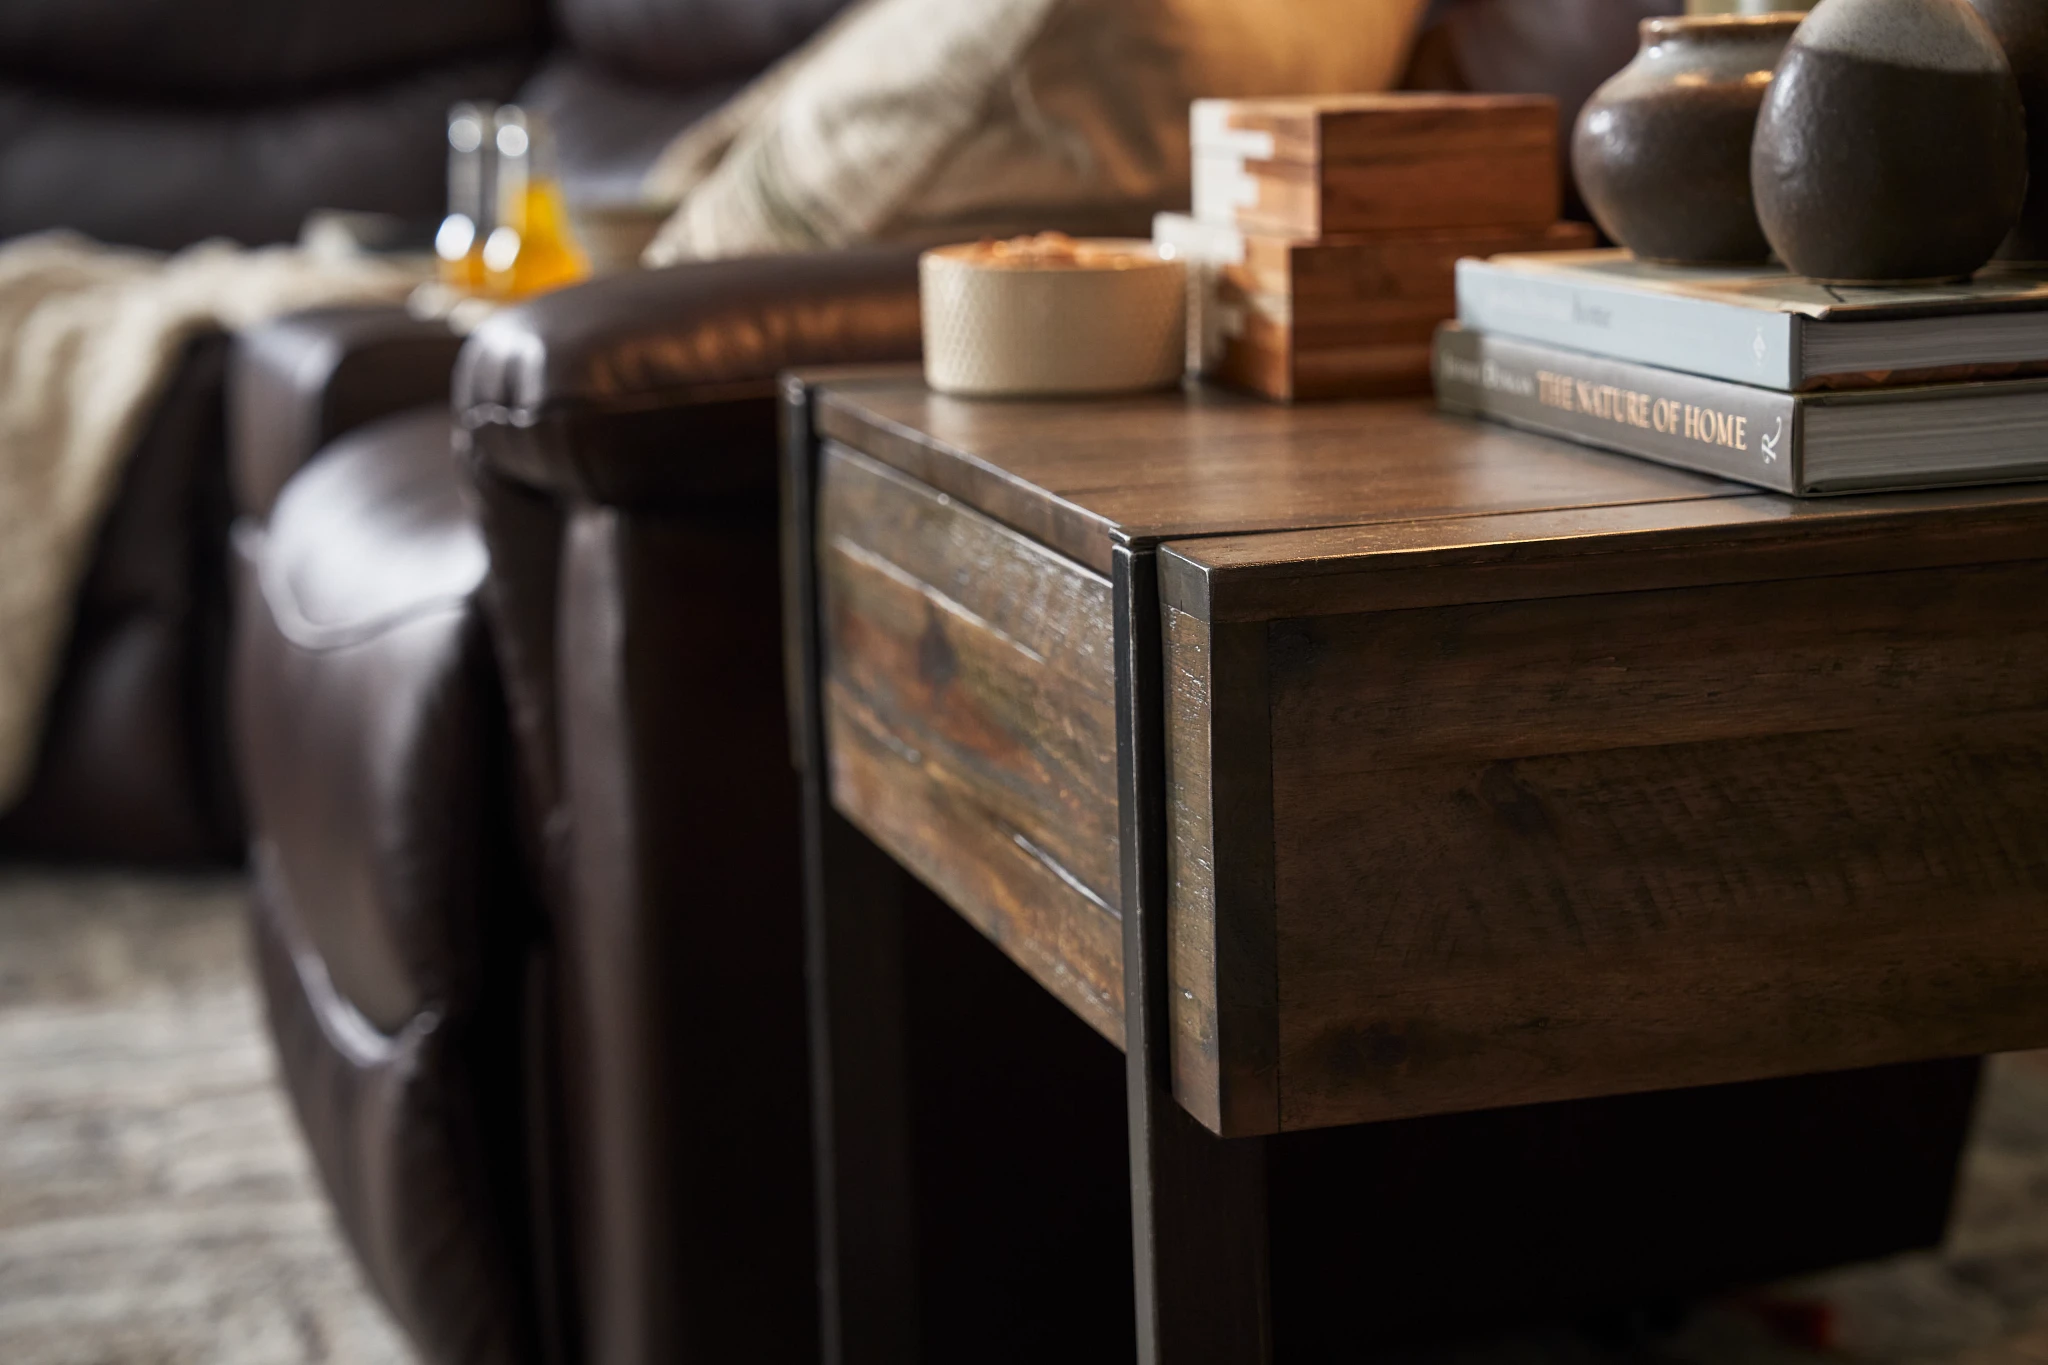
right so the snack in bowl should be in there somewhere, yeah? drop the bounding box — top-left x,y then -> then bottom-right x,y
920,234 -> 1187,396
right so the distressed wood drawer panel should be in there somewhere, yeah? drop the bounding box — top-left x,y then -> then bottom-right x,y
1165,551 -> 2048,1136
819,442 -> 1124,1043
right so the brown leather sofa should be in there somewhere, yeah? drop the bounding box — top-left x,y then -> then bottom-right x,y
0,0 -> 1670,869
0,0 -> 849,862
234,253 -> 923,1365
0,0 -> 544,860
221,6 -> 927,1364
224,3 -> 1979,1365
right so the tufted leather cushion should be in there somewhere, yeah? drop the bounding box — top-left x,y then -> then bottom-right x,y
238,408 -> 488,1033
0,56 -> 532,250
251,853 -> 535,1365
0,0 -> 542,102
552,0 -> 852,89
235,402 -> 540,1364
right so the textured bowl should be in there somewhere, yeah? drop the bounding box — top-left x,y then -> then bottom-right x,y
920,241 -> 1187,397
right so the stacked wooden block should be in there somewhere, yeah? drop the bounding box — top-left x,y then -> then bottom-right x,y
1159,94 -> 1595,402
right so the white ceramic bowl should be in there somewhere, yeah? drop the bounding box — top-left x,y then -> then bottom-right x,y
920,239 -> 1187,397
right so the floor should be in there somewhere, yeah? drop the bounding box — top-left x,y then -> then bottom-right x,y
0,869 -> 413,1365
3,869 -> 2048,1365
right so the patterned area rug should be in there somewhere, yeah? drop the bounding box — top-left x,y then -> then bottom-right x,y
1416,1050 -> 2048,1365
0,869 -> 413,1365
2,869 -> 2048,1364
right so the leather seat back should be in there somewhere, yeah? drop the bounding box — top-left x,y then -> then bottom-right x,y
0,0 -> 544,101
551,0 -> 853,88
0,60 -> 534,250
0,0 -> 543,249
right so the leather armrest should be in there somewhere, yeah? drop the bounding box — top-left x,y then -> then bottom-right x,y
454,247 -> 922,508
230,306 -> 463,522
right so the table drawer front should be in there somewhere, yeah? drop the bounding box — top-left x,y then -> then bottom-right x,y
1173,558 -> 2048,1133
819,442 -> 1124,1043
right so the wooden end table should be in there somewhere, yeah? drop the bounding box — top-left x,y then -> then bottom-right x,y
780,369 -> 2048,1364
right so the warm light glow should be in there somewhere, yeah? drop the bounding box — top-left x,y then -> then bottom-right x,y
435,214 -> 476,262
482,226 -> 521,274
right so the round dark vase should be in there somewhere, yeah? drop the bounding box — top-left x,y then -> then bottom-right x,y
1573,15 -> 1800,265
1968,0 -> 2048,262
1752,0 -> 2027,284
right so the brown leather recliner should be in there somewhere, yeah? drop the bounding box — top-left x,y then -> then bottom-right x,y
0,0 -> 546,861
232,253 -> 923,1365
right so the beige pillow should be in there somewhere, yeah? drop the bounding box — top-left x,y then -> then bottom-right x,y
641,0 -> 1429,264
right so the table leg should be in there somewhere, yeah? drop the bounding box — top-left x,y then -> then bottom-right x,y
1115,546 -> 1273,1365
786,377 -> 920,1365
803,796 -> 919,1365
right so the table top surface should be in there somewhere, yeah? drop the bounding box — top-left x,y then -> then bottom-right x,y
813,372 -> 2048,581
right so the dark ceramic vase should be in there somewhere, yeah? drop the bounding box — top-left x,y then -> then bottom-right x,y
1752,0 -> 2027,284
1573,15 -> 1801,265
1969,0 -> 2048,262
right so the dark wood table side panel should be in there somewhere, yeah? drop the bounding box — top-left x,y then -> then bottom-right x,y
1163,606 -> 1282,1138
1162,605 -> 1221,1128
1269,560 -> 2048,778
820,442 -> 1117,685
1266,705 -> 2048,1130
828,686 -> 1125,1044
819,442 -> 1121,906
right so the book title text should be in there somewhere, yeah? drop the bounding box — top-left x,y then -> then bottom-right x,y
1535,370 -> 1749,451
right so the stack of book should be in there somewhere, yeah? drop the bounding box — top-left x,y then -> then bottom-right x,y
1156,94 -> 1594,403
1438,250 -> 2048,494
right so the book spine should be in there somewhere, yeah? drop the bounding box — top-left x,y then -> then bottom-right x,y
1456,260 -> 1802,390
1434,327 -> 1802,494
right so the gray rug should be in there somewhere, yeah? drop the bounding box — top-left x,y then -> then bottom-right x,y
0,869 -> 414,1365
4,869 -> 2048,1364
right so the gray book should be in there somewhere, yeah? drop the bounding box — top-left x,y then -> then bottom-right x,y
1456,249 -> 2048,392
1435,325 -> 2048,496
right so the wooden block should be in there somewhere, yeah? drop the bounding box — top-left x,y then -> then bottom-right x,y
1192,94 -> 1560,237
1156,214 -> 1596,402
818,441 -> 1126,1044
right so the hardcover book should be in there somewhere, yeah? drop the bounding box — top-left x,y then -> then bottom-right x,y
1456,249 -> 2048,392
1434,324 -> 2048,496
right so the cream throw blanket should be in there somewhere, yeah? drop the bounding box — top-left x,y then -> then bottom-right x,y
0,232 -> 420,810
